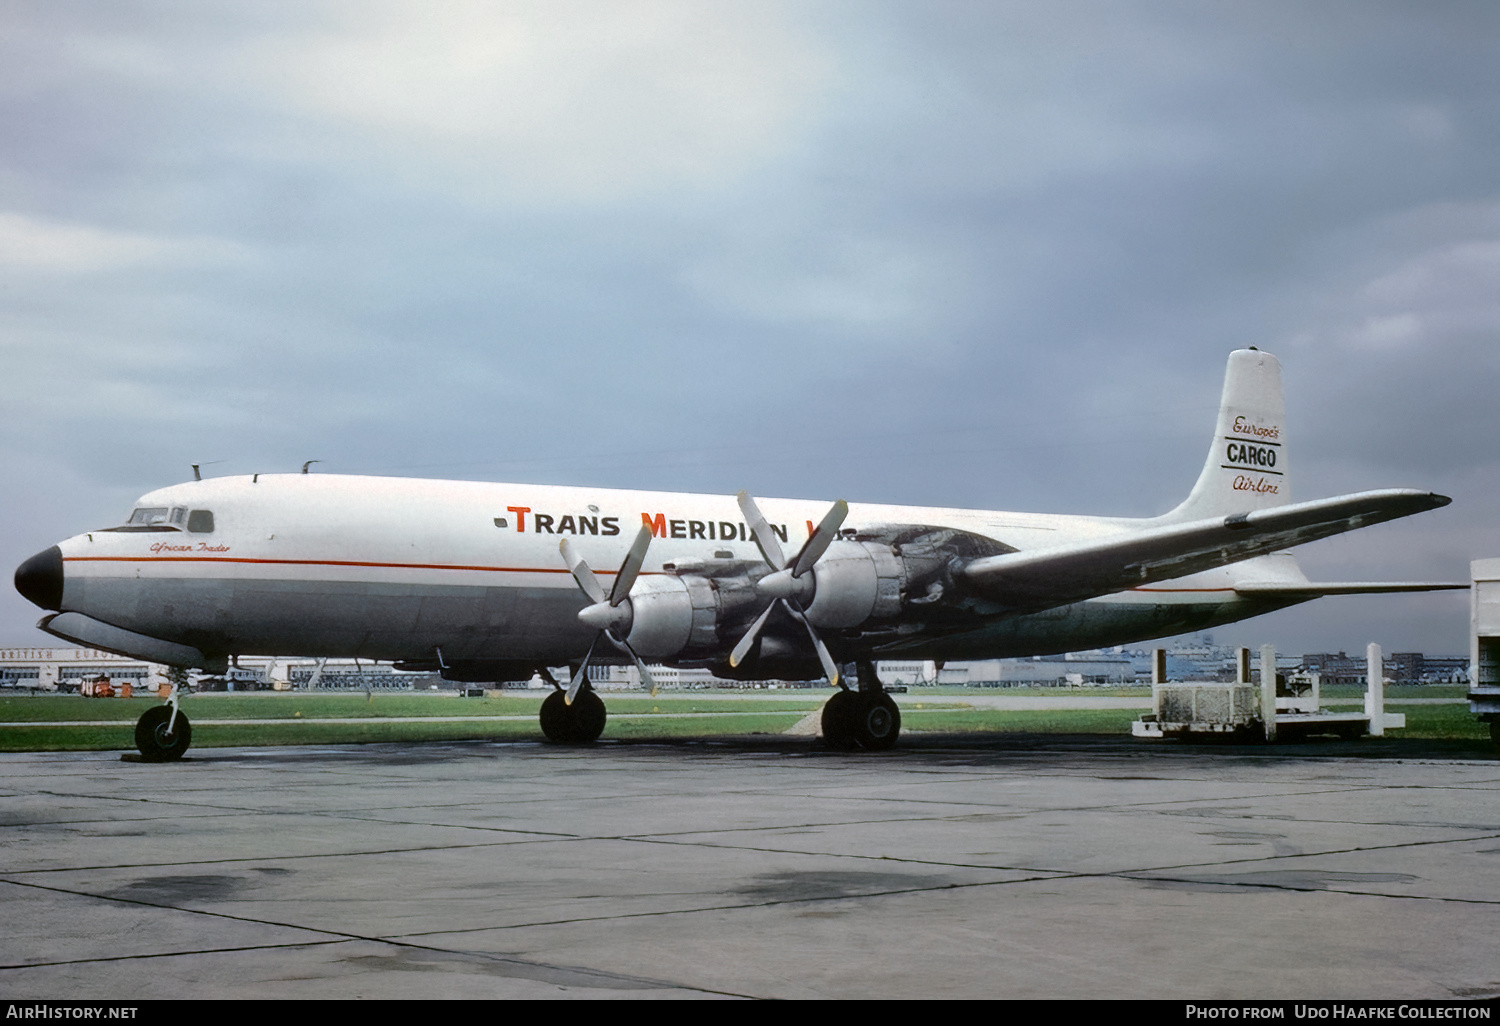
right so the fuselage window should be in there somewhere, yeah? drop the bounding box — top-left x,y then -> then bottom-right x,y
187,510 -> 215,534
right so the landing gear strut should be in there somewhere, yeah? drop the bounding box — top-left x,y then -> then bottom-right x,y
135,705 -> 192,761
538,668 -> 606,744
821,660 -> 901,751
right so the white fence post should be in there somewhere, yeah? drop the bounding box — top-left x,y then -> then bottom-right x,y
1260,644 -> 1277,742
1366,643 -> 1385,737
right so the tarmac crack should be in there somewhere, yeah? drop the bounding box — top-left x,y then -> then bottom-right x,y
11,811 -> 1495,881
0,939 -> 348,972
392,847 -> 1500,942
0,836 -> 573,875
392,874 -> 1063,939
600,825 -> 1500,883
1108,829 -> 1500,877
0,876 -> 752,997
1118,872 -> 1500,904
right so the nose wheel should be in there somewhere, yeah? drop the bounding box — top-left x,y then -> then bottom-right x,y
135,705 -> 193,761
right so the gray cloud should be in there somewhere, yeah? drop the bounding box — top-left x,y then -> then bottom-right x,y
5,0 -> 1498,657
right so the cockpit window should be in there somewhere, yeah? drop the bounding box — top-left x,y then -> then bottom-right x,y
128,507 -> 173,526
107,506 -> 204,533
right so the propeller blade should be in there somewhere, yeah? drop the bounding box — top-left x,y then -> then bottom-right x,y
565,636 -> 598,705
791,500 -> 848,579
737,491 -> 786,571
783,601 -> 841,687
603,629 -> 657,697
734,492 -> 847,685
728,602 -> 777,668
560,538 -> 607,605
609,524 -> 654,607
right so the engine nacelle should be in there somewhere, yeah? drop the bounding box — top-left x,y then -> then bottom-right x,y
622,574 -> 719,658
801,540 -> 905,629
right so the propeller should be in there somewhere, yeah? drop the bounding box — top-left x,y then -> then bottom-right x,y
560,524 -> 659,700
729,491 -> 848,686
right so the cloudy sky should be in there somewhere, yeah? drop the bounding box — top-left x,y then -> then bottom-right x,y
4,0 -> 1497,657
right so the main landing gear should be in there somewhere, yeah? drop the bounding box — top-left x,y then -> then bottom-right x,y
537,667 -> 607,744
528,661 -> 903,751
821,660 -> 901,751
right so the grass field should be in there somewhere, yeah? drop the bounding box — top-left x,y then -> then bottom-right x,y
0,689 -> 1487,752
1318,684 -> 1468,700
914,684 -> 1470,700
0,692 -> 828,722
1318,702 -> 1487,739
0,692 -> 830,751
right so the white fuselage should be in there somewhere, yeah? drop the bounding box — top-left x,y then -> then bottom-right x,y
48,473 -> 1297,675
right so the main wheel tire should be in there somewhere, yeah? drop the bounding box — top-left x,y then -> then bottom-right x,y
569,690 -> 606,743
540,691 -> 573,742
135,706 -> 192,761
539,690 -> 607,744
847,692 -> 901,751
821,690 -> 857,750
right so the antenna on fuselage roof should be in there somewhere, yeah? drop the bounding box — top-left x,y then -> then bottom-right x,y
302,460 -> 321,474
190,461 -> 225,482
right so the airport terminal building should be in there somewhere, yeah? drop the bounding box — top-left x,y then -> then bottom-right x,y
0,647 -> 160,692
0,644 -> 1469,694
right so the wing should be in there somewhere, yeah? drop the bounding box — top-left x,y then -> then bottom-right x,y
960,489 -> 1452,610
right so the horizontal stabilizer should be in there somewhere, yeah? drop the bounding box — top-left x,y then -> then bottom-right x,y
1234,581 -> 1467,597
962,489 -> 1451,610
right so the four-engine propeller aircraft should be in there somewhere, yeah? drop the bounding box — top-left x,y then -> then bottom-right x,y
13,349 -> 1463,758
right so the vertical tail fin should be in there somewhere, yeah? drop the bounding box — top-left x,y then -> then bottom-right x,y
1162,348 -> 1289,522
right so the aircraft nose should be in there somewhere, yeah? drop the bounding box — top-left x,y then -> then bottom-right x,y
15,546 -> 63,611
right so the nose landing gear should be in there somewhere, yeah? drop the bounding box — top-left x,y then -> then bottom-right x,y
133,673 -> 192,761
135,705 -> 192,761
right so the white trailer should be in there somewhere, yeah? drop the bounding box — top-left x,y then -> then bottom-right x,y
1468,558 -> 1500,746
1133,644 -> 1404,742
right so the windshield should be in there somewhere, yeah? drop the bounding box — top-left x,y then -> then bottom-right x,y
111,506 -> 214,534
127,507 -> 174,526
